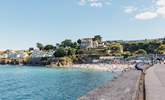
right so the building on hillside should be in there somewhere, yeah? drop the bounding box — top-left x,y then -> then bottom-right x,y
3,50 -> 29,59
31,50 -> 55,58
0,54 -> 8,59
0,51 -> 6,58
80,38 -> 98,49
28,50 -> 55,65
98,42 -> 107,48
16,52 -> 29,59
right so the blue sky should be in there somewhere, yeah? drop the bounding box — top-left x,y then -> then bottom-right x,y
0,0 -> 164,50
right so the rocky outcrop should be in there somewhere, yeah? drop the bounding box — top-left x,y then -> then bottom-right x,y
50,57 -> 73,67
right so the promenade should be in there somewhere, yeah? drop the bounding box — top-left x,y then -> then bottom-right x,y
145,64 -> 165,100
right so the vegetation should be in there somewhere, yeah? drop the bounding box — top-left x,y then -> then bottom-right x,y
77,39 -> 81,45
44,45 -> 56,51
54,37 -> 164,59
36,43 -> 44,50
54,47 -> 66,57
122,40 -> 163,54
36,43 -> 56,51
108,43 -> 123,56
93,35 -> 102,43
157,44 -> 165,54
0,35 -> 164,66
123,51 -> 132,59
134,49 -> 147,55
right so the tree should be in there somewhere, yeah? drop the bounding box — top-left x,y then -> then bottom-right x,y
67,48 -> 76,56
163,37 -> 165,44
60,39 -> 73,48
147,41 -> 161,53
123,51 -> 131,59
44,45 -> 56,51
36,43 -> 44,50
93,35 -> 102,43
109,43 -> 123,56
29,47 -> 34,51
77,39 -> 81,45
123,42 -> 139,53
72,42 -> 79,49
54,47 -> 67,57
157,44 -> 165,54
135,49 -> 147,55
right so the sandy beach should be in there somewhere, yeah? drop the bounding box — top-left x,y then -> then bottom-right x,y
66,63 -> 135,72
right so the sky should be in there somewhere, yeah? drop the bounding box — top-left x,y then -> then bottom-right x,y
0,0 -> 165,50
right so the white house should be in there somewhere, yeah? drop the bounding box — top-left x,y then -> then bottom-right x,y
80,38 -> 98,49
31,50 -> 55,58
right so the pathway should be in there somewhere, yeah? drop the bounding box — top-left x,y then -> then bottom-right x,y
145,64 -> 165,100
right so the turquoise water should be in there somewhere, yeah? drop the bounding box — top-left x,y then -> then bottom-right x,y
0,65 -> 113,100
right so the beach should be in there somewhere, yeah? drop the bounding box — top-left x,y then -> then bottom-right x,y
50,63 -> 136,72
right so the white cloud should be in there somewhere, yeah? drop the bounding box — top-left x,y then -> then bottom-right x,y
79,0 -> 111,8
126,0 -> 165,20
90,2 -> 103,7
156,0 -> 165,6
156,6 -> 165,17
124,6 -> 137,14
135,12 -> 158,20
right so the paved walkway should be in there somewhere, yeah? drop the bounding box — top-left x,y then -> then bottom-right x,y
145,64 -> 165,100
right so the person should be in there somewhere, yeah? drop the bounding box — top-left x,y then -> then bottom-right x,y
135,63 -> 144,73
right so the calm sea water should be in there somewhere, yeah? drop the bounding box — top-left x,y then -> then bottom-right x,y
0,65 -> 113,100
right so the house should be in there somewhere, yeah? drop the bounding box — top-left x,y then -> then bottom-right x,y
16,51 -> 29,59
98,42 -> 108,48
80,38 -> 98,49
31,50 -> 55,58
0,54 -> 8,59
4,50 -> 29,59
28,50 -> 55,65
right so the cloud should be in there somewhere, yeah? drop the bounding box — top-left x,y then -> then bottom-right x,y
79,0 -> 111,8
156,6 -> 165,17
90,2 -> 103,7
156,0 -> 165,6
126,0 -> 165,20
124,6 -> 137,14
135,12 -> 158,20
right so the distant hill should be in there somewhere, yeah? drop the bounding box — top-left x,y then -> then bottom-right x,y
106,37 -> 165,43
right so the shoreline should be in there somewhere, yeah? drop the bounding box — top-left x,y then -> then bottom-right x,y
0,63 -> 135,77
0,63 -> 136,73
49,63 -> 136,72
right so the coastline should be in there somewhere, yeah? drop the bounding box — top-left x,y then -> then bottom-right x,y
0,63 -> 135,73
